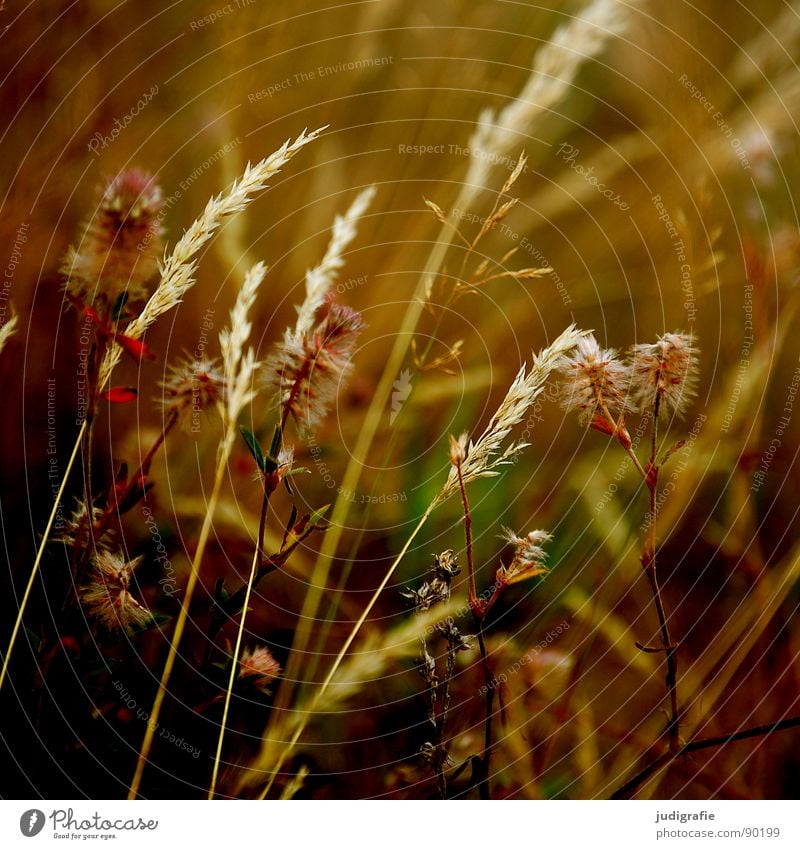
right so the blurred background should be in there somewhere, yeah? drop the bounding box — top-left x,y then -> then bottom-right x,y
2,0 -> 800,799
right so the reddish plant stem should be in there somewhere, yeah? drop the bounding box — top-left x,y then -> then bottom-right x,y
601,397 -> 680,752
456,463 -> 478,611
643,467 -> 680,751
455,459 -> 492,799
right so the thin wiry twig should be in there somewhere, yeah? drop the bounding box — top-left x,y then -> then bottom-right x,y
612,715 -> 800,799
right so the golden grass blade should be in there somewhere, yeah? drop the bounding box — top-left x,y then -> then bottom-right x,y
0,421 -> 85,692
128,449 -> 231,799
467,0 -> 637,185
208,540 -> 261,798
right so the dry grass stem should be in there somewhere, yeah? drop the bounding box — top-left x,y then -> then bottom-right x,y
128,133 -> 322,798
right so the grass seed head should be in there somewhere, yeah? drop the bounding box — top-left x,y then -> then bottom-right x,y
498,528 -> 552,585
629,332 -> 699,420
558,333 -> 634,425
160,355 -> 226,425
267,301 -> 365,429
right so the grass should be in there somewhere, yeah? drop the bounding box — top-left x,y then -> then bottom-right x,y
2,0 -> 800,802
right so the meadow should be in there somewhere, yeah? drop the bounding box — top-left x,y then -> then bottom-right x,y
1,0 -> 799,800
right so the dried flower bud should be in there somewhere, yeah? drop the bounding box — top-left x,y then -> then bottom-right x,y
239,645 -> 282,691
431,549 -> 460,583
62,169 -> 164,310
401,579 -> 449,611
160,356 -> 225,425
419,741 -> 452,770
558,334 -> 634,425
417,649 -> 438,686
436,620 -> 473,652
80,550 -> 153,634
266,300 -> 365,429
497,528 -> 552,586
55,498 -> 110,550
629,332 -> 699,420
448,432 -> 468,467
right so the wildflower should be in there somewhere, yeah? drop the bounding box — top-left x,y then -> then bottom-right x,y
80,550 -> 153,634
629,332 -> 699,420
239,645 -> 282,691
62,169 -> 164,309
558,333 -> 634,425
496,528 -> 552,586
266,300 -> 365,428
160,356 -> 225,424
